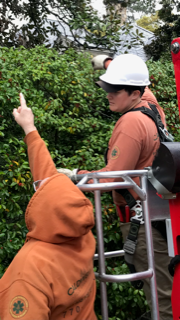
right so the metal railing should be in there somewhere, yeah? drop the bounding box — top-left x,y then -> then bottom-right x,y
76,170 -> 159,320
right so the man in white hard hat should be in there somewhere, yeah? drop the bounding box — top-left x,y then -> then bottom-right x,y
58,54 -> 173,319
91,54 -> 166,126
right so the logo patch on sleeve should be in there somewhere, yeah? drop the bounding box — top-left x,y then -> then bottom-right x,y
110,146 -> 120,159
9,296 -> 29,318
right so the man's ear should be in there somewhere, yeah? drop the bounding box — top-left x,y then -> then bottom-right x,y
132,90 -> 141,100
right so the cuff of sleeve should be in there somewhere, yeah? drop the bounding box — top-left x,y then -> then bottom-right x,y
72,168 -> 79,175
24,130 -> 40,145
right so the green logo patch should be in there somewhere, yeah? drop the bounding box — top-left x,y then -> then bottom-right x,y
13,301 -> 24,314
9,296 -> 29,318
110,146 -> 120,159
111,149 -> 117,157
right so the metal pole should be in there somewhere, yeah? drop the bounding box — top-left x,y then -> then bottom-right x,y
94,249 -> 125,260
77,169 -> 148,180
95,269 -> 153,283
76,175 -> 88,186
141,175 -> 160,320
93,178 -> 109,320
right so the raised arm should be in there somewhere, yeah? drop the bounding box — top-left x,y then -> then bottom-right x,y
13,93 -> 57,181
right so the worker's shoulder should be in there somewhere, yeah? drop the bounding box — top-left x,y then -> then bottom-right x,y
22,239 -> 55,262
118,105 -> 152,126
0,240 -> 53,292
123,110 -> 146,121
113,103 -> 157,138
11,240 -> 55,273
128,100 -> 156,120
142,87 -> 158,104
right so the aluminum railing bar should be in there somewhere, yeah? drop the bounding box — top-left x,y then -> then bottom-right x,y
94,269 -> 153,283
77,171 -> 147,200
79,181 -> 133,192
77,169 -> 148,180
93,178 -> 108,320
94,250 -> 125,260
79,181 -> 146,200
141,175 -> 159,320
76,175 -> 88,186
123,175 -> 146,200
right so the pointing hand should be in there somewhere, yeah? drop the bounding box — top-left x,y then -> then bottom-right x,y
13,93 -> 37,135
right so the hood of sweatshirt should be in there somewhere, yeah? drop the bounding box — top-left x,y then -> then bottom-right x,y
25,174 -> 95,243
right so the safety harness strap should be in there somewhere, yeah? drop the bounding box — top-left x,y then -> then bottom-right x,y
168,255 -> 180,277
123,218 -> 144,289
127,103 -> 174,143
116,188 -> 137,209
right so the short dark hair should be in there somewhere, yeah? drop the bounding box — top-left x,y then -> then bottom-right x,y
96,80 -> 146,97
122,85 -> 146,97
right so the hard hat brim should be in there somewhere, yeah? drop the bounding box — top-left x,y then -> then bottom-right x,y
96,80 -> 122,93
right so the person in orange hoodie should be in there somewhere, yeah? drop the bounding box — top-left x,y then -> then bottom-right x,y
0,93 -> 97,320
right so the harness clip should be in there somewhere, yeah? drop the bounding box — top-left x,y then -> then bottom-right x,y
130,200 -> 144,224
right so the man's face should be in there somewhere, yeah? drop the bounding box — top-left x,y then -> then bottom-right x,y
107,89 -> 138,114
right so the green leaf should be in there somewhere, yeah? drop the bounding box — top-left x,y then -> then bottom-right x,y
112,283 -> 118,290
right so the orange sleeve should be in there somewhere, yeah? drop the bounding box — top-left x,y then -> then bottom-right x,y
24,130 -> 58,181
0,280 -> 50,320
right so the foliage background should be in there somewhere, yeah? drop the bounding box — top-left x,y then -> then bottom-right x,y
0,46 -> 179,319
136,12 -> 160,33
0,0 -> 145,55
144,0 -> 180,61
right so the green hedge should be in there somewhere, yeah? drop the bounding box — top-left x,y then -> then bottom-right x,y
147,58 -> 180,140
0,46 -> 178,319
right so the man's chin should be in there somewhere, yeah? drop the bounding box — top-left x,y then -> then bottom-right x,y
109,105 -> 118,112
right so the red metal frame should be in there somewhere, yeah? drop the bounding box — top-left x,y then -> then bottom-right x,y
170,38 -> 180,319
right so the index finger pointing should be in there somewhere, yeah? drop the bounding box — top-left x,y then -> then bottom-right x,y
19,92 -> 27,108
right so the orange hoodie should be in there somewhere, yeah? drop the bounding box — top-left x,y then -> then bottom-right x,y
0,131 -> 97,320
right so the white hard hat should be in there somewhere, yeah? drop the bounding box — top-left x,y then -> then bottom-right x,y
98,54 -> 150,90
